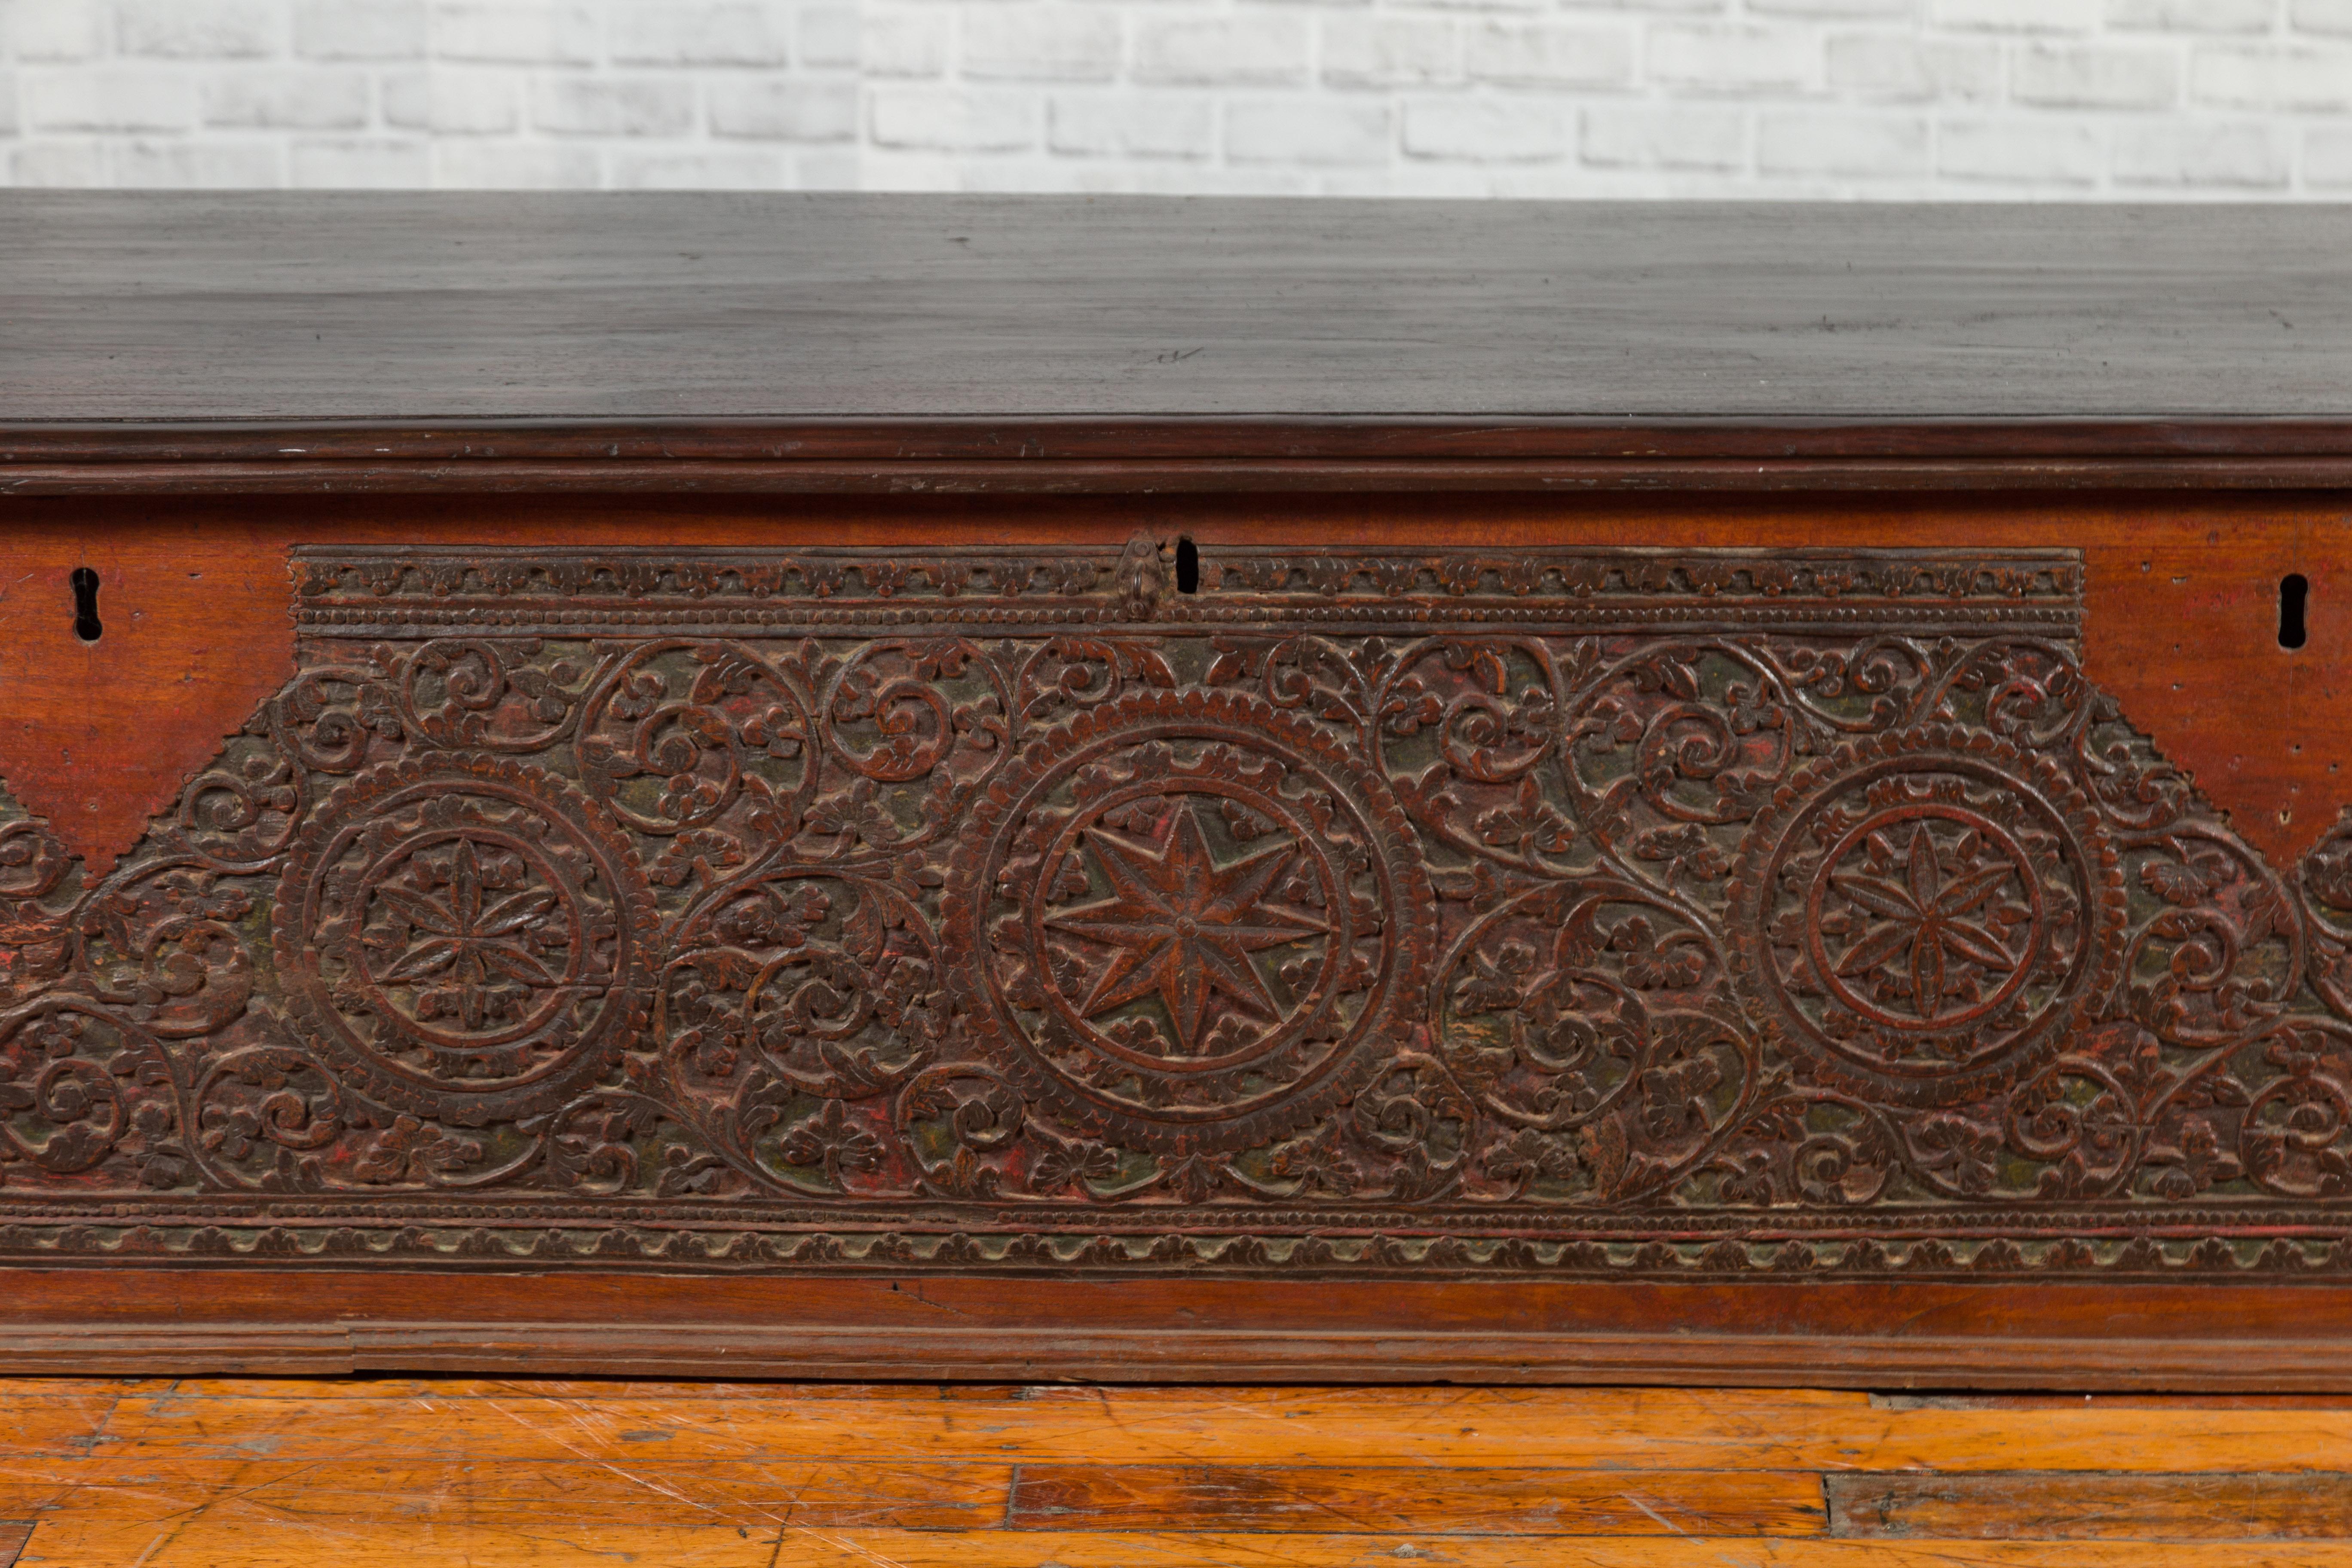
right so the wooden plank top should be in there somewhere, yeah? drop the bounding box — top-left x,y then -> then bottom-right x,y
6,193 -> 2352,429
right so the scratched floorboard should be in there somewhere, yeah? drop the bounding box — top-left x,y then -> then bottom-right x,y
3,1382 -> 2349,1566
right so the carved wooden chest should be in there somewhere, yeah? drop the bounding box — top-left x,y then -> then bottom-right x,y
6,196 -> 2352,1384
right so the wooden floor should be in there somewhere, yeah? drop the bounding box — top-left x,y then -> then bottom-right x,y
4,1380 -> 2352,1565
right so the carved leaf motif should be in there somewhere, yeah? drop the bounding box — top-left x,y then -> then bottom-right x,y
1030,1135 -> 1121,1194
2145,859 -> 2214,906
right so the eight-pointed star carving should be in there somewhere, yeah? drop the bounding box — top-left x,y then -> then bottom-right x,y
1047,800 -> 1330,1055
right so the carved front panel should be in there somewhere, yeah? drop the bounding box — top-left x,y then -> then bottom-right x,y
3,539 -> 2348,1279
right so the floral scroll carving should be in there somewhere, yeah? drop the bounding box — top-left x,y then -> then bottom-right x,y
3,539 -> 2350,1277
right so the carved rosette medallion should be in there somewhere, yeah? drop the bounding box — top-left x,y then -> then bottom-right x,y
272,754 -> 657,1124
1727,726 -> 2125,1107
945,690 -> 1435,1154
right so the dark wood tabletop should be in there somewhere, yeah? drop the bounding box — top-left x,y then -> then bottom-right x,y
9,193 -> 2352,419
6,194 -> 2351,482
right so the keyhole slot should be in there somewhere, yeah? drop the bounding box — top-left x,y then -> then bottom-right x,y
2280,573 -> 2309,650
70,567 -> 103,643
1175,537 -> 1200,594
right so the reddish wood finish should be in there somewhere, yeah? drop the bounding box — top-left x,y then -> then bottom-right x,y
8,197 -> 2352,1385
7,491 -> 2339,871
13,419 -> 2352,502
0,521 -> 297,876
4,490 -> 2348,1381
6,1272 -> 2352,1389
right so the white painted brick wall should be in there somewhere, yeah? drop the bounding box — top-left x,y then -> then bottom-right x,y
3,0 -> 2352,193
3,0 -> 854,186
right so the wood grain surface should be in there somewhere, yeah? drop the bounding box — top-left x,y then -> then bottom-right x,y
23,1270 -> 2352,1389
5,195 -> 2352,430
4,490 -> 2337,890
1829,1471 -> 2352,1540
3,1378 -> 2352,1566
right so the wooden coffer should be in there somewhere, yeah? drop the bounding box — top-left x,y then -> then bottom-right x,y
6,196 -> 2352,1384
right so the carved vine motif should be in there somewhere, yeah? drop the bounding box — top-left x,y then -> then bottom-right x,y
5,539 -> 2352,1275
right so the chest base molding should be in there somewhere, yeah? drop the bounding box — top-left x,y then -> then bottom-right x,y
2,1270 -> 2346,1388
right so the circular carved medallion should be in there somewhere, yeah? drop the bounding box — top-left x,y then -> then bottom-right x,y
944,690 -> 1433,1155
1725,726 -> 2124,1107
273,755 -> 656,1124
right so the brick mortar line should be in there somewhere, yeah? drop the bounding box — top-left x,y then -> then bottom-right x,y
1,0 -> 2349,193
